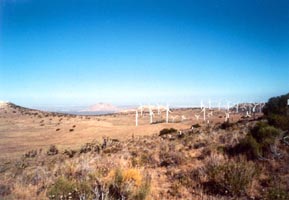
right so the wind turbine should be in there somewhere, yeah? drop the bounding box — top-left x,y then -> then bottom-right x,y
200,100 -> 204,109
226,101 -> 230,111
135,110 -> 138,126
149,106 -> 154,124
201,106 -> 206,121
245,111 -> 251,118
225,111 -> 230,122
195,114 -> 200,121
252,103 -> 258,113
171,116 -> 177,123
157,104 -> 161,115
208,99 -> 211,109
248,104 -> 252,114
139,104 -> 143,116
208,111 -> 213,117
166,104 -> 172,123
181,115 -> 186,122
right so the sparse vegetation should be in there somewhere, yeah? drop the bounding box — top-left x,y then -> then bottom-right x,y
0,93 -> 288,199
203,156 -> 259,196
229,122 -> 281,159
263,93 -> 289,130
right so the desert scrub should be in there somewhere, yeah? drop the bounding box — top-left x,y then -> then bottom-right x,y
204,156 -> 259,197
47,177 -> 94,199
267,187 -> 289,200
107,168 -> 151,200
229,122 -> 281,159
47,177 -> 76,199
47,145 -> 59,156
159,150 -> 184,167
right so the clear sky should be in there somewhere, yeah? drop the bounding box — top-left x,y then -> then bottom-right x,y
0,0 -> 288,108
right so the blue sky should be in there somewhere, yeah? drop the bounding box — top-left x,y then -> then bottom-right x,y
0,0 -> 289,108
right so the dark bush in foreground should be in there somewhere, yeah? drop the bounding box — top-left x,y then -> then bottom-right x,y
159,128 -> 177,136
228,122 -> 280,159
263,93 -> 289,130
192,123 -> 201,128
47,145 -> 59,156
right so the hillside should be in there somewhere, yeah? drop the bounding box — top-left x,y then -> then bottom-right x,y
0,99 -> 288,199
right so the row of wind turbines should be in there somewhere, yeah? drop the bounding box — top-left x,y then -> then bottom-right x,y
134,101 -> 265,127
135,104 -> 172,126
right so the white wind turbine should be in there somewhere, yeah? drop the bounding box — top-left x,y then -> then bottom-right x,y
200,100 -> 204,109
226,101 -> 230,111
245,110 -> 251,118
181,115 -> 186,122
208,99 -> 212,109
225,111 -> 230,122
149,106 -> 154,124
248,104 -> 252,114
201,106 -> 206,121
139,104 -> 143,116
157,104 -> 161,115
135,109 -> 138,126
208,111 -> 213,117
195,114 -> 200,121
166,104 -> 172,123
252,103 -> 258,113
171,116 -> 177,123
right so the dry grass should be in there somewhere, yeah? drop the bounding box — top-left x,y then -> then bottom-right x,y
1,103 -> 287,199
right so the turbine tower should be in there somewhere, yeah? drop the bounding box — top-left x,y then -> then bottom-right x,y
135,110 -> 138,127
225,111 -> 230,122
139,104 -> 143,116
201,107 -> 206,121
166,104 -> 171,123
149,106 -> 154,124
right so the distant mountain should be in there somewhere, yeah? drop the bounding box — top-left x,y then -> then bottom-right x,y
82,103 -> 120,112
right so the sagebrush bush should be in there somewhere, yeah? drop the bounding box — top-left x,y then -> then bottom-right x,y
47,177 -> 76,199
267,187 -> 289,200
229,122 -> 280,159
204,158 -> 258,196
107,168 -> 150,200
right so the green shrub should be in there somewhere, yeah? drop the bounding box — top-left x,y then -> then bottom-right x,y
251,122 -> 280,144
267,187 -> 289,200
263,93 -> 289,130
133,175 -> 151,200
263,93 -> 289,116
107,168 -> 151,200
229,122 -> 280,159
204,160 -> 258,196
267,114 -> 289,131
47,177 -> 76,198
